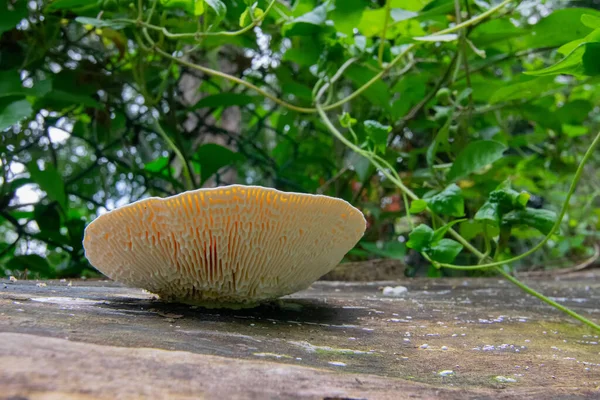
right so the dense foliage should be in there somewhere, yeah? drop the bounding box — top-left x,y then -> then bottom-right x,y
1,0 -> 600,287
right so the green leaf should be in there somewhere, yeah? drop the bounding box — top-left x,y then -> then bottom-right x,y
330,0 -> 368,36
34,204 -> 62,233
0,1 -> 28,35
557,100 -> 594,125
6,254 -> 54,277
26,162 -> 67,211
406,224 -> 434,252
581,14 -> 600,29
425,184 -> 464,217
557,28 -> 600,56
428,238 -> 463,264
501,208 -> 557,235
474,201 -> 501,226
194,0 -> 204,16
283,3 -> 328,36
364,120 -> 391,152
344,65 -> 391,110
339,112 -> 357,128
205,0 -> 226,19
144,156 -> 171,173
75,17 -> 127,29
526,42 -> 600,77
489,77 -> 556,104
193,93 -> 255,109
516,192 -> 530,209
0,70 -> 28,98
459,220 -> 500,241
194,143 -> 245,184
159,0 -> 202,16
0,99 -> 33,131
409,199 -> 427,214
523,8 -> 600,49
447,140 -> 507,182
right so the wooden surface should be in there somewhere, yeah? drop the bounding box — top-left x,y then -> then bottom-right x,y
1,270 -> 599,399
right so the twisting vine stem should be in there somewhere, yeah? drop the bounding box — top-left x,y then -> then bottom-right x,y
134,0 -> 598,330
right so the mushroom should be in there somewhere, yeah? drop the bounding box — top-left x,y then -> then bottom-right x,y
83,185 -> 366,307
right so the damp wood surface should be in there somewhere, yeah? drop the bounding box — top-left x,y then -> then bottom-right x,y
0,269 -> 599,400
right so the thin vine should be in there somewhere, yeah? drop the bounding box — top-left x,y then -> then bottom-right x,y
133,0 -> 599,331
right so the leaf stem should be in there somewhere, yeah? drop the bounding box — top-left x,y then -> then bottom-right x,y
153,120 -> 194,190
438,130 -> 600,270
494,266 -> 600,330
378,0 -> 392,67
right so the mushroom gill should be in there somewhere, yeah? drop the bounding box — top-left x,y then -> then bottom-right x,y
83,185 -> 366,307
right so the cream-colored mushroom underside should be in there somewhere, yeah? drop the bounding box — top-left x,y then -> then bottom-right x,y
83,185 -> 366,305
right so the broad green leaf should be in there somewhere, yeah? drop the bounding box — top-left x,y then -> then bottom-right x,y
523,8 -> 600,49
390,0 -> 427,11
520,104 -> 562,133
193,93 -> 255,109
0,70 -> 27,98
194,143 -> 245,183
159,0 -> 201,16
195,0 -> 205,16
339,112 -> 357,128
282,36 -> 321,66
501,208 -> 557,235
364,120 -> 391,152
391,73 -> 428,120
283,3 -> 328,36
557,100 -> 593,125
41,89 -> 102,109
330,0 -> 368,36
26,162 -> 67,211
406,224 -> 434,251
344,65 -> 391,110
6,254 -> 54,277
0,71 -> 52,99
0,99 -> 33,131
0,1 -> 28,35
426,184 -> 464,217
417,0 -> 454,19
474,201 -> 501,226
357,8 -> 386,37
526,42 -> 600,78
205,0 -> 227,19
34,204 -> 62,233
516,192 -> 530,209
409,199 -> 427,214
557,29 -> 600,56
459,220 -> 500,241
447,140 -> 507,182
489,76 -> 556,104
581,14 -> 600,29
75,17 -> 127,29
428,238 -> 463,264
144,156 -> 171,173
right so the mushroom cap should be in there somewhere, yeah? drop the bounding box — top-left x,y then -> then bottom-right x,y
83,185 -> 366,306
